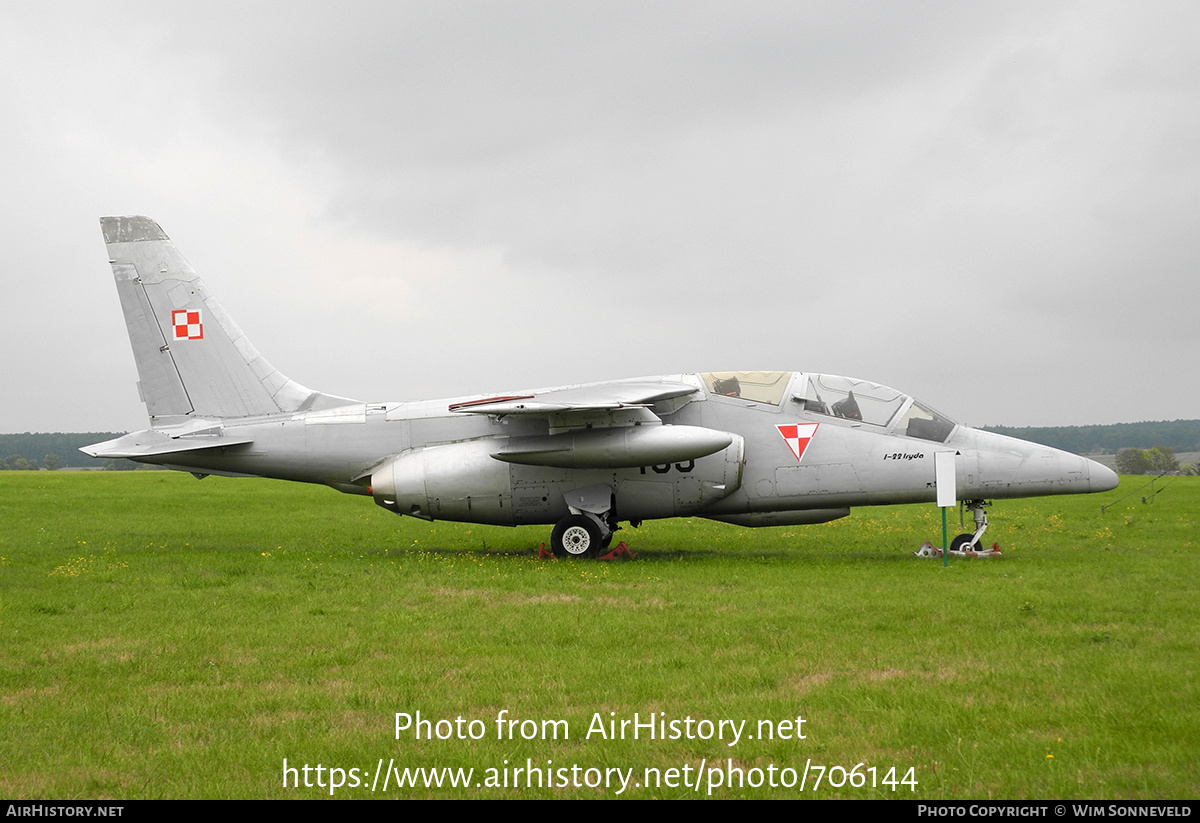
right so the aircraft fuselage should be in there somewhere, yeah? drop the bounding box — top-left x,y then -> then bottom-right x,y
126,372 -> 1115,530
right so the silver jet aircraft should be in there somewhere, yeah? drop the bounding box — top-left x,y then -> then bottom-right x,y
84,216 -> 1119,557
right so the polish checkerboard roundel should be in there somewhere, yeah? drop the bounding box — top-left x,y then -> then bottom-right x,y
776,422 -> 818,462
171,309 -> 204,340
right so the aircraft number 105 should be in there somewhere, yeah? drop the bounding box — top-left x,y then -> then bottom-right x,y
639,460 -> 696,475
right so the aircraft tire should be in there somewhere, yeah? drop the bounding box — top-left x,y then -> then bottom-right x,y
551,515 -> 601,559
949,533 -> 975,553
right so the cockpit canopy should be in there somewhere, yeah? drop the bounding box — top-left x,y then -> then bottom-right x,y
699,371 -> 957,443
701,371 -> 793,404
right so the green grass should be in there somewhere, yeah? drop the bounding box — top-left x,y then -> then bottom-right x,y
1,472 -> 1197,799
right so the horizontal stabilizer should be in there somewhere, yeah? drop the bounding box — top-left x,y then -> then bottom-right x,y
80,428 -> 253,459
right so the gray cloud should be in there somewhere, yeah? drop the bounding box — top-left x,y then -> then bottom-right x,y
1,1 -> 1196,433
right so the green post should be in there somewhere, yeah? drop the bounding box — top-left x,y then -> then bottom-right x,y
942,506 -> 948,567
934,451 -> 956,568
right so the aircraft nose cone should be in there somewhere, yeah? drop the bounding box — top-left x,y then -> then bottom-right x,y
960,428 -> 1121,499
1087,459 -> 1119,492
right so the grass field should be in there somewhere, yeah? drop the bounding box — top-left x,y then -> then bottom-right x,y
1,471 -> 1196,799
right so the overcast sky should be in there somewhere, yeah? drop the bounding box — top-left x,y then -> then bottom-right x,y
2,1 -> 1196,434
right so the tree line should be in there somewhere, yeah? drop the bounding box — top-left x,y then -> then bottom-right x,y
1114,446 -> 1200,476
0,433 -> 132,470
981,419 -> 1200,455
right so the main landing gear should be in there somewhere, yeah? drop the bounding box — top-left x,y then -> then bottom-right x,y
550,513 -> 614,559
548,485 -> 620,559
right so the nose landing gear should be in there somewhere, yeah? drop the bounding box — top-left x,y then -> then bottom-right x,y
950,500 -> 991,552
915,501 -> 1001,558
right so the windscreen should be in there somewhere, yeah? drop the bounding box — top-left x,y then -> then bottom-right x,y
795,373 -> 957,443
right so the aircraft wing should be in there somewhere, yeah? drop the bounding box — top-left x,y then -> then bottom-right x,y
448,380 -> 699,415
449,379 -> 734,469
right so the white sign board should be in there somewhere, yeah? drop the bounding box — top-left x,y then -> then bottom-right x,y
935,451 -> 957,508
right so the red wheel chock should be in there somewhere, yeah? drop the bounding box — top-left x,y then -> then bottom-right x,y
599,542 -> 635,561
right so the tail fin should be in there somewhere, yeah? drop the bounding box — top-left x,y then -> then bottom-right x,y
101,216 -> 352,424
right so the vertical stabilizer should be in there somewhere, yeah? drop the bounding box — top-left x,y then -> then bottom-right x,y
101,216 -> 344,424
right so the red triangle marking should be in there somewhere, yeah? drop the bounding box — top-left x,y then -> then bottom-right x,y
777,422 -> 819,462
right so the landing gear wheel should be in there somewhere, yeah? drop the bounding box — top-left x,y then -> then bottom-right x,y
949,533 -> 976,553
551,515 -> 602,559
